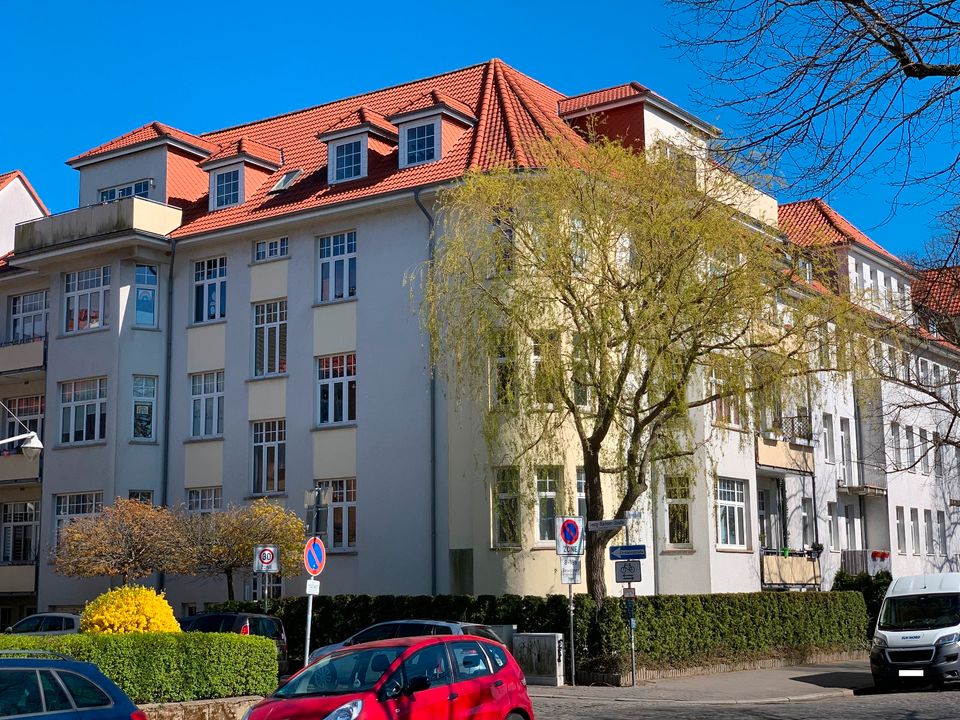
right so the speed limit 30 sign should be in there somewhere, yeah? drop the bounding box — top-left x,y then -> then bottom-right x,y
254,544 -> 280,573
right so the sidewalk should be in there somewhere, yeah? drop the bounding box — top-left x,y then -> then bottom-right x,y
527,660 -> 874,705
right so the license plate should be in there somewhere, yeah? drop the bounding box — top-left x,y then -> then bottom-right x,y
898,669 -> 924,677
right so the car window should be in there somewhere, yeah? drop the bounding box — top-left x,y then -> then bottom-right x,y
188,615 -> 232,632
352,623 -> 397,644
482,643 -> 509,673
57,672 -> 111,708
276,646 -> 404,697
39,671 -> 72,711
65,618 -> 77,631
400,644 -> 453,687
10,616 -> 43,633
449,640 -> 492,681
0,669 -> 44,717
395,623 -> 433,638
40,617 -> 64,632
463,625 -> 501,643
252,618 -> 280,640
432,625 -> 453,635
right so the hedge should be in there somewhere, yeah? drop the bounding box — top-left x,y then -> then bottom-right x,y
0,633 -> 277,703
211,590 -> 868,670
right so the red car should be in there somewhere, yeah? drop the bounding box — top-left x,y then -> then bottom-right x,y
245,635 -> 534,720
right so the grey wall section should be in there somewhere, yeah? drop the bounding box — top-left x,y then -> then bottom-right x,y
77,148 -> 167,208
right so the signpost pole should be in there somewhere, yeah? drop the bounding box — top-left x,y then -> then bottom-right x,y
625,520 -> 636,687
303,592 -> 314,668
568,582 -> 576,687
303,488 -> 326,668
263,573 -> 268,614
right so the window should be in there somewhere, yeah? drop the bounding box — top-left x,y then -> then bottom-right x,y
318,231 -> 357,302
920,429 -> 931,474
54,492 -> 102,546
215,169 -> 240,208
938,510 -> 948,556
132,375 -> 156,440
191,371 -> 224,438
840,417 -> 853,484
64,266 -> 110,333
269,170 -> 302,193
890,422 -> 901,469
4,395 -> 43,450
317,352 -> 356,425
576,467 -> 587,518
399,644 -> 453,686
925,509 -> 935,555
896,506 -> 906,553
318,478 -> 357,550
128,490 -> 152,503
822,413 -> 835,463
39,671 -> 71,711
187,486 -> 222,513
845,504 -> 857,549
532,331 -> 560,406
666,476 -> 691,545
253,420 -> 285,494
333,139 -> 363,181
911,507 -> 921,555
1,501 -> 38,563
405,122 -> 436,165
493,467 -> 520,547
535,467 -> 559,543
828,502 -> 838,551
935,432 -> 945,478
99,180 -> 149,203
906,426 -> 916,471
493,334 -> 516,407
60,378 -> 107,444
716,478 -> 746,548
711,368 -> 741,427
0,670 -> 42,715
9,290 -> 47,341
254,300 -> 287,376
255,237 -> 289,261
135,264 -> 158,327
194,257 -> 226,323
450,640 -> 492,680
801,497 -> 814,547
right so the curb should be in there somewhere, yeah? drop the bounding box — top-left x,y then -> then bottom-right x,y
527,688 -> 857,706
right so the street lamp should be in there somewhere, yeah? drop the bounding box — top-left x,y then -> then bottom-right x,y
0,400 -> 43,461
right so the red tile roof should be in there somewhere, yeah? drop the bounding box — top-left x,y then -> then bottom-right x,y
200,137 -> 283,168
318,107 -> 399,139
391,89 -> 477,122
915,268 -> 960,316
0,170 -> 49,216
779,198 -> 912,270
67,121 -> 217,165
558,82 -> 648,116
157,59 -> 584,238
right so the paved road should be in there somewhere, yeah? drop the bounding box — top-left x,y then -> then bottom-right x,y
533,686 -> 960,719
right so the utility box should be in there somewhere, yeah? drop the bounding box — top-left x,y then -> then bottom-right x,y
512,632 -> 564,686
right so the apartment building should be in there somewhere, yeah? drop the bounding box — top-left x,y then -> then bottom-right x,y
2,60 -> 958,617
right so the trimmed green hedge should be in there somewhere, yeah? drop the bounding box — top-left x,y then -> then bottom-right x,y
0,633 -> 277,703
211,590 -> 868,670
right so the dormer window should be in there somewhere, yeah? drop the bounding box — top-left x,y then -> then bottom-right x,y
333,139 -> 364,182
215,169 -> 240,208
99,179 -> 150,203
404,121 -> 437,166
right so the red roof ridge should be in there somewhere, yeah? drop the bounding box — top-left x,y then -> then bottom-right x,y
201,137 -> 283,167
390,89 -> 477,121
558,82 -> 648,116
318,106 -> 398,138
69,120 -> 217,165
0,169 -> 49,216
502,63 -> 583,151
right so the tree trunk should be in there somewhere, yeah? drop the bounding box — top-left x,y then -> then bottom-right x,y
226,569 -> 235,601
583,449 -> 607,602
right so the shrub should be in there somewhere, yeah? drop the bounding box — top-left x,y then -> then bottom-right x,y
831,569 -> 892,637
0,633 -> 277,703
81,585 -> 181,634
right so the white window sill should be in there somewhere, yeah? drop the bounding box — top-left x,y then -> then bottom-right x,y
312,422 -> 357,432
188,318 -> 227,329
245,493 -> 288,501
129,439 -> 158,446
327,548 -> 357,555
490,545 -> 521,552
247,374 -> 289,383
57,326 -> 110,340
184,436 -> 224,444
132,325 -> 161,333
55,441 -> 108,450
532,543 -> 556,550
661,547 -> 695,555
313,297 -> 358,308
716,546 -> 752,554
249,256 -> 290,267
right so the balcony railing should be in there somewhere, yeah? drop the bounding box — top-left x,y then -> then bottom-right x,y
0,336 -> 45,375
0,563 -> 35,593
760,549 -> 822,588
840,549 -> 892,576
779,415 -> 813,443
837,461 -> 888,494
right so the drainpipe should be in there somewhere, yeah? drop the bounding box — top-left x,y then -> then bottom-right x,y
157,238 -> 177,592
414,189 -> 438,596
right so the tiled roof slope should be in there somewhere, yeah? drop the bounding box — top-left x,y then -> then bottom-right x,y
163,59 -> 584,238
392,90 -> 477,121
915,268 -> 960,316
200,137 -> 283,167
319,107 -> 399,138
68,121 -> 218,164
0,170 -> 49,216
558,82 -> 648,115
779,198 -> 911,270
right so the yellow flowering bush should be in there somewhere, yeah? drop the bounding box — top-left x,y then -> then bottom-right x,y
80,585 -> 181,634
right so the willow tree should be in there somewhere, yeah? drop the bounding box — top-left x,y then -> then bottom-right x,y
419,138 -> 860,600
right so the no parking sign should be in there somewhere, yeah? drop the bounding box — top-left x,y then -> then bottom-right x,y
555,516 -> 584,556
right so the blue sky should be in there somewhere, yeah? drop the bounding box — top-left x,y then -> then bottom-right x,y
1,1 -> 942,258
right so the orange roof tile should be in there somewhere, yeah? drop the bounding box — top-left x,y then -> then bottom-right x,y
68,121 -> 217,165
159,59 -> 584,238
558,82 -> 648,116
779,198 -> 912,270
390,89 -> 477,122
200,137 -> 283,168
915,267 -> 960,316
318,106 -> 399,139
0,170 -> 49,216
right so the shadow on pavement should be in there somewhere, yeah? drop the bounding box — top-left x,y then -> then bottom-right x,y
788,670 -> 874,690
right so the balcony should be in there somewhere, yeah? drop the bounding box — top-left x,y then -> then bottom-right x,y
760,549 -> 822,588
14,197 -> 181,264
755,416 -> 815,474
840,549 -> 892,576
0,564 -> 35,594
0,337 -> 45,377
837,461 -> 887,495
0,451 -> 39,483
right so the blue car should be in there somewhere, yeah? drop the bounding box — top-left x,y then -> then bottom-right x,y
0,651 -> 144,720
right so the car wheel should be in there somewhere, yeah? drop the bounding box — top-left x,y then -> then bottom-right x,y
506,713 -> 525,720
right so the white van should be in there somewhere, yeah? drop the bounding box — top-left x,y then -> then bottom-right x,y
871,573 -> 960,689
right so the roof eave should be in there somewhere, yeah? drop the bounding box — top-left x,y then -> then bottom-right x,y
67,138 -> 213,169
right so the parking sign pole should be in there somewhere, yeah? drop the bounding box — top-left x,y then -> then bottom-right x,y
625,520 -> 636,686
303,591 -> 314,668
568,582 -> 576,687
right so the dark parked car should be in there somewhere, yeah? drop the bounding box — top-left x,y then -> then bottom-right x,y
308,620 -> 503,664
4,613 -> 80,636
0,650 -> 145,720
181,612 -> 289,675
250,635 -> 533,720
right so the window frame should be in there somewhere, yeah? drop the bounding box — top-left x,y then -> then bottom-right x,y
253,299 -> 288,377
316,231 -> 357,303
317,478 -> 357,551
399,118 -> 440,168
911,507 -> 921,555
665,475 -> 692,547
316,352 -> 357,426
492,467 -> 520,548
822,413 -> 835,463
534,466 -> 560,546
214,168 -> 241,208
1,500 -> 39,563
896,506 -> 906,553
134,264 -> 159,328
187,486 -> 222,513
254,237 -> 289,262
193,257 -> 227,324
925,508 -> 935,555
9,289 -> 48,342
715,477 -> 747,549
4,395 -> 44,451
252,419 -> 286,495
190,370 -> 224,439
132,375 -> 157,441
328,136 -> 367,183
54,491 -> 103,547
128,490 -> 153,504
59,378 -> 107,445
63,265 -> 110,334
938,510 -> 948,556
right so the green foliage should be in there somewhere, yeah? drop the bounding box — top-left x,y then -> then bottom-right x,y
831,570 -> 892,637
210,590 -> 867,670
0,632 -> 277,703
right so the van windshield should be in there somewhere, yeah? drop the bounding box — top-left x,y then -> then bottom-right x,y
878,593 -> 960,630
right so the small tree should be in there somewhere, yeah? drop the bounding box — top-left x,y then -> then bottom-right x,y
419,137 -> 861,600
51,498 -> 187,585
181,498 -> 305,601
